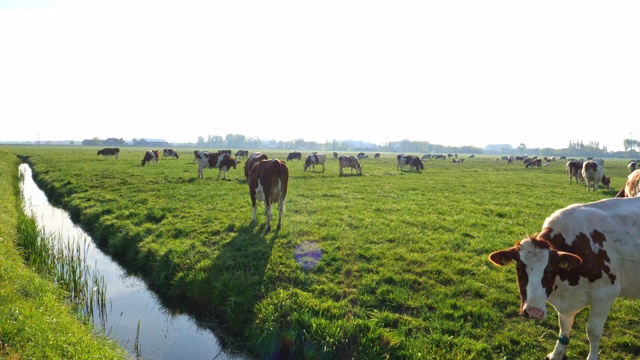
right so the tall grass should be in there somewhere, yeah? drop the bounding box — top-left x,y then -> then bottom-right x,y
5,145 -> 640,359
16,205 -> 109,326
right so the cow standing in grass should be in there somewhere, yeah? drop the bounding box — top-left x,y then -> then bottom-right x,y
196,152 -> 240,179
249,159 -> 289,232
303,153 -> 326,172
97,148 -> 120,159
339,155 -> 362,175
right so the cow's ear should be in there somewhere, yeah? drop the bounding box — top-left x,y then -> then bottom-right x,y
488,249 -> 517,267
555,251 -> 582,270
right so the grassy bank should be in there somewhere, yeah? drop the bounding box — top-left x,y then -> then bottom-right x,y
5,146 -> 640,359
0,149 -> 127,359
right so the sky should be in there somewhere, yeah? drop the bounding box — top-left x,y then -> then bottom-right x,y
1,1 -> 638,151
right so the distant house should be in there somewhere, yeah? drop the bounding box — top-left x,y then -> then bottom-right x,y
82,139 -> 102,146
129,138 -> 169,148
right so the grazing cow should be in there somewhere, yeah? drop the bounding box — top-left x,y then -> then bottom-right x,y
249,159 -> 289,232
397,154 -> 424,172
582,160 -> 610,191
615,169 -> 640,198
566,160 -> 584,185
303,153 -> 327,172
244,153 -> 268,178
357,152 -> 367,160
374,153 -> 380,159
141,150 -> 160,166
197,152 -> 241,179
287,151 -> 302,161
97,147 -> 120,159
338,155 -> 362,175
525,157 -> 541,169
489,196 -> 640,360
162,148 -> 179,159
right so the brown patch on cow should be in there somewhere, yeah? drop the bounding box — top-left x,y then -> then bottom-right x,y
537,227 -> 615,286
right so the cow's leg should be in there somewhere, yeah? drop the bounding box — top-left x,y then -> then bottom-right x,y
264,201 -> 272,232
198,165 -> 205,179
584,298 -> 615,360
251,197 -> 258,222
321,164 -> 325,173
547,313 -> 575,360
276,198 -> 285,230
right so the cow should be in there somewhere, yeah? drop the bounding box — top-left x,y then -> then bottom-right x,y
235,150 -> 249,158
244,153 -> 268,178
615,169 -> 640,198
489,196 -> 640,360
218,150 -> 232,156
338,155 -> 362,175
162,148 -> 179,159
287,151 -> 302,161
97,147 -> 120,159
141,150 -> 160,166
303,153 -> 326,172
333,152 -> 339,160
374,153 -> 380,159
525,157 -> 541,169
248,159 -> 289,232
566,160 -> 584,185
193,150 -> 209,163
357,152 -> 367,160
582,160 -> 610,191
397,154 -> 424,172
628,160 -> 637,173
197,152 -> 241,179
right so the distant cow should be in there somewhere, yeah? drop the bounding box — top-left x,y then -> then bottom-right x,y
397,154 -> 424,172
162,148 -> 179,159
525,157 -> 541,169
489,196 -> 640,360
97,147 -> 120,159
303,153 -> 327,172
249,159 -> 289,232
333,152 -> 339,160
236,150 -> 249,158
566,160 -> 584,184
197,152 -> 241,179
616,169 -> 640,197
374,153 -> 380,159
339,155 -> 362,175
287,151 -> 302,161
628,160 -> 637,173
218,150 -> 232,156
357,152 -> 367,160
141,150 -> 160,166
582,160 -> 610,191
244,153 -> 268,178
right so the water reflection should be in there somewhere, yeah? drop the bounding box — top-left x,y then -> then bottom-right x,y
19,164 -> 246,360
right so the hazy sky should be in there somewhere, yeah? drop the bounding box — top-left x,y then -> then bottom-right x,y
1,1 -> 638,151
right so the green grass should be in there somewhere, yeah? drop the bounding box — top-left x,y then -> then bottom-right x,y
0,149 -> 127,359
3,145 -> 639,359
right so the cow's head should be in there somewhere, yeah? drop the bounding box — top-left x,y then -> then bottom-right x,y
602,175 -> 611,188
303,157 -> 313,171
488,237 -> 582,320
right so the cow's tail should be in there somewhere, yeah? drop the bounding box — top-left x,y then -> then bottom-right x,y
274,160 -> 289,203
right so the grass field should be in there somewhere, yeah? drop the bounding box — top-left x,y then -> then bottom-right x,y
4,145 -> 640,359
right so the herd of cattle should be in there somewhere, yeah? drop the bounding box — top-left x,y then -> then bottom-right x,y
95,146 -> 640,357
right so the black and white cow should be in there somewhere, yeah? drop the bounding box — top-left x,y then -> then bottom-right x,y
196,152 -> 241,179
303,153 -> 327,172
162,148 -> 179,159
97,147 -> 120,159
397,154 -> 424,172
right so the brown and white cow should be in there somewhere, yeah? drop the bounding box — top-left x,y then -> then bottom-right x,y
338,155 -> 362,175
303,153 -> 326,172
566,160 -> 584,185
248,159 -> 289,232
244,153 -> 268,178
615,169 -> 640,198
489,196 -> 640,360
97,147 -> 120,159
196,152 -> 240,179
582,160 -> 610,191
141,150 -> 160,166
162,148 -> 179,159
397,154 -> 424,172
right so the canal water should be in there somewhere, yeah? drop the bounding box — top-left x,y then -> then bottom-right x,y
19,164 -> 248,360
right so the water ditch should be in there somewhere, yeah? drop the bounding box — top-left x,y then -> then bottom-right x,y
19,163 -> 248,360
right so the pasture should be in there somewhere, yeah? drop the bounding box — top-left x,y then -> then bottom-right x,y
5,146 -> 640,359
